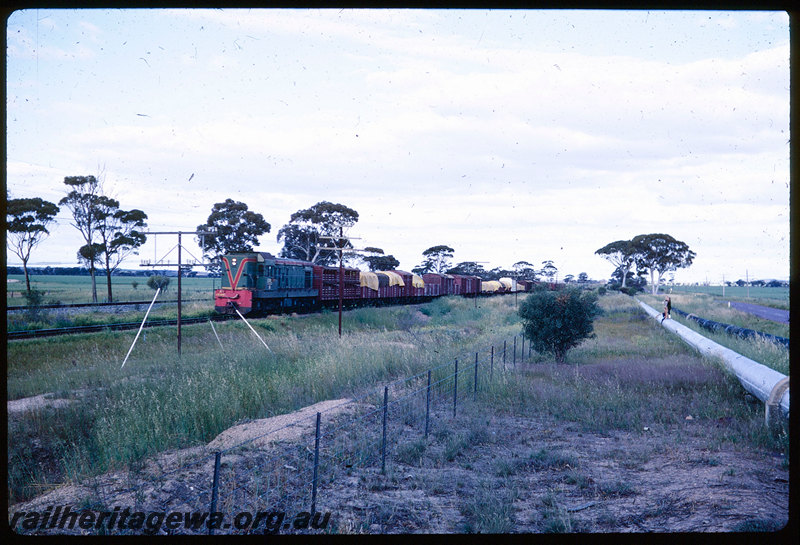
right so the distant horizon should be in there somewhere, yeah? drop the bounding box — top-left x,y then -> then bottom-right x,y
5,262 -> 789,285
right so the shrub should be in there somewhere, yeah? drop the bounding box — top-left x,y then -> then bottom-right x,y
146,275 -> 170,291
23,288 -> 45,306
518,288 -> 601,363
23,289 -> 48,321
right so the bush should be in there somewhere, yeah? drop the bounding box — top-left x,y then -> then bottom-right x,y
146,275 -> 170,291
518,288 -> 601,363
597,287 -> 607,296
23,289 -> 45,306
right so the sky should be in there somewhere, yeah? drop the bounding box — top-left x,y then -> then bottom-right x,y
5,8 -> 790,284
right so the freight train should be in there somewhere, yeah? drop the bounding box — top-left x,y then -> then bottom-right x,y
214,252 -> 532,316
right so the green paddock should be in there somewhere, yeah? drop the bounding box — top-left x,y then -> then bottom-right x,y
660,284 -> 789,307
6,274 -> 220,306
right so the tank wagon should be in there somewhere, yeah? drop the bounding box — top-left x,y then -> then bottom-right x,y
214,251 -> 515,317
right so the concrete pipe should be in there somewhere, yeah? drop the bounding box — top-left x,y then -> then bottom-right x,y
637,300 -> 789,422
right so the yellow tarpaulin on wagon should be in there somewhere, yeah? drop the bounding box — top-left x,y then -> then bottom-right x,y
411,274 -> 425,289
499,277 -> 518,291
482,280 -> 502,292
359,271 -> 379,291
378,271 -> 405,287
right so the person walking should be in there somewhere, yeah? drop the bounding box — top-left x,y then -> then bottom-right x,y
662,296 -> 672,323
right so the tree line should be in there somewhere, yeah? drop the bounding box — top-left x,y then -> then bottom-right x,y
194,199 -> 580,283
7,175 -> 147,301
9,174 -> 698,301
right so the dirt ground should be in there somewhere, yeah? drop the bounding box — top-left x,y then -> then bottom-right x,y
322,407 -> 790,534
7,386 -> 790,536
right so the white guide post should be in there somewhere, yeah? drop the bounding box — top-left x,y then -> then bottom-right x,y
209,319 -> 224,351
121,288 -> 161,369
234,307 -> 273,353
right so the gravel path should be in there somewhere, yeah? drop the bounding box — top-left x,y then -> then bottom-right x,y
728,301 -> 789,324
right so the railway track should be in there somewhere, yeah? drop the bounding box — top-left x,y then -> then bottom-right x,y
8,291 -> 516,340
6,299 -> 205,312
7,315 -> 233,340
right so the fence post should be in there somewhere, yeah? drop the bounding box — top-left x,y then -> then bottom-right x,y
474,352 -> 478,397
513,336 -> 517,367
425,370 -> 431,438
453,358 -> 459,417
208,451 -> 221,536
490,345 -> 494,381
311,412 -> 321,514
521,336 -> 525,363
503,340 -> 506,366
381,386 -> 388,474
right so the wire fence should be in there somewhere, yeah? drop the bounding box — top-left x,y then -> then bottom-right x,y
11,335 -> 533,536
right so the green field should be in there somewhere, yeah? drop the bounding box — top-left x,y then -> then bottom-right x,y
6,274 -> 219,306
662,284 -> 789,308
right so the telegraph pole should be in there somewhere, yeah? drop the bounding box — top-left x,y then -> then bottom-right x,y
319,228 -> 366,337
140,230 -> 214,355
746,270 -> 750,298
338,226 -> 344,336
464,261 -> 489,308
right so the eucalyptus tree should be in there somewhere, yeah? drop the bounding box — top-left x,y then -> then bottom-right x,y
413,245 -> 455,275
59,175 -> 103,301
93,195 -> 148,301
197,198 -> 271,264
631,233 -> 696,294
361,247 -> 400,271
6,196 -> 60,292
446,261 -> 487,279
595,240 -> 637,288
513,260 -> 539,281
277,201 -> 359,266
540,260 -> 558,282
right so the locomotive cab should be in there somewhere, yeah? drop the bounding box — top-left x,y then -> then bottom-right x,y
215,252 -> 317,315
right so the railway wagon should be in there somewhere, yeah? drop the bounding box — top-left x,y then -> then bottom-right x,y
422,273 -> 455,297
357,271 -> 399,300
215,252 -> 316,315
312,264 -> 361,306
377,271 -> 405,299
517,279 -> 535,292
359,271 -> 380,300
481,280 -> 504,293
389,270 -> 426,299
451,274 -> 481,296
499,277 -> 526,292
409,272 -> 427,298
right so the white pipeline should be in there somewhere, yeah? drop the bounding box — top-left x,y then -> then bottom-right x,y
637,300 -> 789,418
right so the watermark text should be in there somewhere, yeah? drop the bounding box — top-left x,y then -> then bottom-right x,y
9,505 -> 331,534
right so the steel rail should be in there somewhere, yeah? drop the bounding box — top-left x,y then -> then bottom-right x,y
6,299 -> 206,312
7,315 -> 232,340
